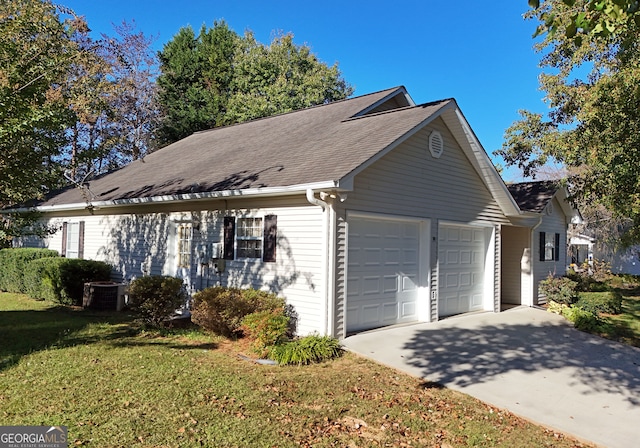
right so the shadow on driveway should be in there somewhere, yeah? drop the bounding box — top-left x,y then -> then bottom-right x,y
343,307 -> 640,448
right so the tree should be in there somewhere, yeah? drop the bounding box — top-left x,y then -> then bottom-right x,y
225,32 -> 353,124
0,0 -> 80,208
497,0 -> 640,245
62,20 -> 160,181
156,22 -> 238,145
156,23 -> 353,145
100,21 -> 161,163
528,0 -> 640,40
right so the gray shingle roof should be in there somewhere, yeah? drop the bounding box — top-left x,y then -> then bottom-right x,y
507,181 -> 560,213
38,87 -> 452,207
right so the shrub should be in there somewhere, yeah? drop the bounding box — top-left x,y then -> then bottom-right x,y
562,306 -> 602,332
546,300 -> 569,315
191,287 -> 286,336
576,291 -> 623,315
128,276 -> 188,326
0,248 -> 59,293
241,309 -> 290,355
539,275 -> 578,305
24,258 -> 112,305
268,334 -> 342,366
566,272 -> 609,292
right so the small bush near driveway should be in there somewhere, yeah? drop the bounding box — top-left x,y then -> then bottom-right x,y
191,286 -> 286,337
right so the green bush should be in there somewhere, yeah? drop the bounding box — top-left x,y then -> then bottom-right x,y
562,306 -> 602,332
566,272 -> 609,292
539,275 -> 579,305
268,334 -> 342,366
0,248 -> 59,293
24,257 -> 112,305
546,300 -> 568,315
128,276 -> 188,326
191,287 -> 286,337
576,291 -> 623,315
241,309 -> 290,355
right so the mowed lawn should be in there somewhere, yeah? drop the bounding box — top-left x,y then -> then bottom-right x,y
0,293 -> 592,448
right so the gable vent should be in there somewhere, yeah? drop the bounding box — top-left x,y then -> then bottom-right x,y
429,131 -> 444,158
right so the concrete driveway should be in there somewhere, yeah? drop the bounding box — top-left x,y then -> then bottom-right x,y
342,307 -> 640,448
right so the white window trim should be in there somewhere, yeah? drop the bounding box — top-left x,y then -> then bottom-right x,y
236,216 -> 263,260
177,223 -> 193,269
66,221 -> 81,259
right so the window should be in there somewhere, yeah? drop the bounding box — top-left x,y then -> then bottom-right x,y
61,221 -> 84,259
539,232 -> 560,262
177,223 -> 192,268
223,215 -> 277,262
237,217 -> 263,259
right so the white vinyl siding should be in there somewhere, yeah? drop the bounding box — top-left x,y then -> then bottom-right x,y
533,197 -> 569,303
335,118 -> 506,328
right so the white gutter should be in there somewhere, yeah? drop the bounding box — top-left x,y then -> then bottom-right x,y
305,188 -> 336,337
3,181 -> 339,214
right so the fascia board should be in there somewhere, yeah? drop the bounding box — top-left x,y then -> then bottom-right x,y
3,181 -> 340,214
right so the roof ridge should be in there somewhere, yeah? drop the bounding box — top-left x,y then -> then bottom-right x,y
341,98 -> 452,122
192,86 -> 407,137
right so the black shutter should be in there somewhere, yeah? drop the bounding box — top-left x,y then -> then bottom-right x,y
78,221 -> 85,259
539,232 -> 546,261
61,222 -> 68,257
223,217 -> 235,260
263,215 -> 277,262
555,233 -> 561,262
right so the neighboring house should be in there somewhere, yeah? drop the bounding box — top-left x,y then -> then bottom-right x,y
506,181 -> 580,303
10,87 -> 578,337
570,234 -> 640,276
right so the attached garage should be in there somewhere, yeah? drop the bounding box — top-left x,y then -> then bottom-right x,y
345,215 -> 429,332
438,223 -> 488,317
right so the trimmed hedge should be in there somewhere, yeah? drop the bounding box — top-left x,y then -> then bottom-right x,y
0,248 -> 59,293
23,257 -> 112,305
576,291 -> 623,315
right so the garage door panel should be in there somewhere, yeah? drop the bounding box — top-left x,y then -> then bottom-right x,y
439,224 -> 486,317
347,217 -> 423,332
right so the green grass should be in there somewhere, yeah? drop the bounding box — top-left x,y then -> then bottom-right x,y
0,293 -> 592,447
597,279 -> 640,347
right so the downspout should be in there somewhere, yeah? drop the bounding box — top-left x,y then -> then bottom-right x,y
306,189 -> 335,337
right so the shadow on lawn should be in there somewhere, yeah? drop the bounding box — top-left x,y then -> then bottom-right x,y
0,306 -> 214,371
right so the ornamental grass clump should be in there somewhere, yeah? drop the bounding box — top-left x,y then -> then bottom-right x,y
268,334 -> 342,366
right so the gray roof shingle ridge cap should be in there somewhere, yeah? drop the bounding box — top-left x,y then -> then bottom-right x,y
190,86 -> 407,136
341,98 -> 453,123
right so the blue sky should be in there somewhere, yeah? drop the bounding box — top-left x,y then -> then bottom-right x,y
60,0 -> 548,182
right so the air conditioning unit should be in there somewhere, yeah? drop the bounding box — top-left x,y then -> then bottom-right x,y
83,282 -> 126,311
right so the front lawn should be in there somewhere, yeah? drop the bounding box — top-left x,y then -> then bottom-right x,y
598,277 -> 640,347
0,293 -> 591,447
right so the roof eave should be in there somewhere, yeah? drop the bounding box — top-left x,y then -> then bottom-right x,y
4,181 -> 340,214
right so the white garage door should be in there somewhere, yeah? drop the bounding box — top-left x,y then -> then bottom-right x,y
438,223 -> 485,317
346,217 -> 421,332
